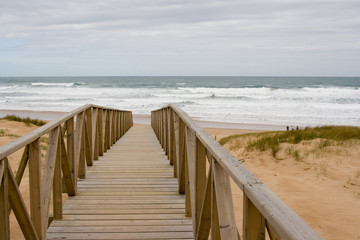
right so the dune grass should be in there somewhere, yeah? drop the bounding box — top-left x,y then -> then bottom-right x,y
219,126 -> 360,157
1,115 -> 47,127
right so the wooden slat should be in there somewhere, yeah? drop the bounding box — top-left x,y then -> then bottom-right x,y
0,159 -> 9,240
196,165 -> 212,240
60,131 -> 75,196
266,221 -> 282,240
15,145 -> 29,186
212,160 -> 238,239
53,133 -> 63,220
41,126 -> 60,238
7,162 -> 39,240
47,125 -> 192,239
243,194 -> 265,240
29,138 -> 42,239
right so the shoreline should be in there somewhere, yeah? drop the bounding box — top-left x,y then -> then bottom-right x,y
1,109 -> 287,131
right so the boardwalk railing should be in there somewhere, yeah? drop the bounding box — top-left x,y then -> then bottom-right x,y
151,104 -> 322,240
0,104 -> 133,240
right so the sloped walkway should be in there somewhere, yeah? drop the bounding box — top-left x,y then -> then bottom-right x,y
47,125 -> 193,240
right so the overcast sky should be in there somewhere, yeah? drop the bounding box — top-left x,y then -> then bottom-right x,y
0,0 -> 359,76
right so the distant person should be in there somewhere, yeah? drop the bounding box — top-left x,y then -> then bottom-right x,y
286,126 -> 289,131
296,126 -> 299,130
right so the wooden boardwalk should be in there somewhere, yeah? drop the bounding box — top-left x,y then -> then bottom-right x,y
46,125 -> 193,240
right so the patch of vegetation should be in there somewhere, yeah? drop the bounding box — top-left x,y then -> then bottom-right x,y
219,126 -> 360,157
1,115 -> 47,127
0,129 -> 20,138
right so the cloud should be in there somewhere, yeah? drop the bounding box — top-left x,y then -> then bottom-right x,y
0,0 -> 359,76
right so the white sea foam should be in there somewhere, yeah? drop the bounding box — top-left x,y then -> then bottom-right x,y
1,79 -> 359,127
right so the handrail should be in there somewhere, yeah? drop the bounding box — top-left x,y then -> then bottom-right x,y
0,104 -> 133,240
151,104 -> 322,240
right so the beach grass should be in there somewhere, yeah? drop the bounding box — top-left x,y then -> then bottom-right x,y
1,115 -> 47,127
219,126 -> 360,157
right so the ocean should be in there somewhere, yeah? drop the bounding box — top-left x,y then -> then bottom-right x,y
0,76 -> 359,127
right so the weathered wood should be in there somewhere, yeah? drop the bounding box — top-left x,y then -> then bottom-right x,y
173,111 -> 180,178
74,112 -> 84,185
266,221 -> 282,240
212,160 -> 238,239
7,162 -> 39,240
92,108 -> 99,160
15,145 -> 29,186
46,125 -> 191,239
185,126 -> 198,234
66,117 -> 74,179
211,170 -> 220,240
178,118 -> 186,194
29,138 -> 42,239
41,126 -> 60,238
78,122 -> 86,179
196,166 -> 212,240
161,104 -> 322,240
98,108 -> 104,156
84,119 -> 93,167
53,133 -> 63,220
0,159 -> 9,240
60,131 -> 75,196
243,194 -> 265,240
86,108 -> 93,163
196,139 -> 207,232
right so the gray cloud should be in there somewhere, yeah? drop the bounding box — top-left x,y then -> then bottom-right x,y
0,0 -> 359,76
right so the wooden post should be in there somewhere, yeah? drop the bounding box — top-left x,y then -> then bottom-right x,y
15,145 -> 29,186
98,108 -> 103,156
243,194 -> 265,240
29,138 -> 42,239
7,162 -> 39,240
92,108 -> 99,160
0,159 -> 10,240
173,111 -> 180,178
212,160 -> 238,239
78,122 -> 86,179
178,118 -> 185,194
85,108 -> 93,164
196,140 -> 207,232
41,127 -> 60,238
53,134 -> 62,220
74,113 -> 84,190
66,117 -> 74,183
211,167 -> 220,240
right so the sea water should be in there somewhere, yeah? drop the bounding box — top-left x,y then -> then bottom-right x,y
0,76 -> 359,127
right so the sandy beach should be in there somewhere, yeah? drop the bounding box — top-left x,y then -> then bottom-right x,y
1,110 -> 359,239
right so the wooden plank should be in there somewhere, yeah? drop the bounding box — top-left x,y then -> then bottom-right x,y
28,138 -> 42,239
0,159 -> 9,240
196,166 -> 212,240
98,108 -> 103,156
7,162 -> 39,240
91,108 -> 99,160
178,118 -> 186,194
15,145 -> 29,186
48,225 -> 193,233
86,108 -> 93,163
185,126 -> 197,234
78,121 -> 86,179
243,194 -> 265,240
62,213 -> 189,221
66,117 -> 74,178
60,131 -> 75,196
84,117 -> 93,167
46,232 -> 193,240
73,112 -> 84,187
196,139 -> 206,232
53,133 -> 63,220
212,160 -> 238,239
211,170 -> 220,240
41,126 -> 60,238
266,221 -> 282,240
51,219 -> 192,227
